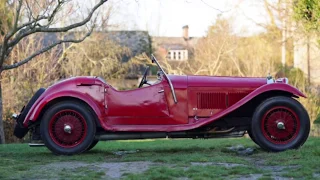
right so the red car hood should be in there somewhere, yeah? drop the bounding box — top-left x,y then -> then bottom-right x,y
187,75 -> 267,88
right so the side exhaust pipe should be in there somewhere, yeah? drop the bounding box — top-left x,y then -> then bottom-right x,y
29,143 -> 45,147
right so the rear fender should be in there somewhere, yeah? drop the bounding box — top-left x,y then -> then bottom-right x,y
23,90 -> 104,127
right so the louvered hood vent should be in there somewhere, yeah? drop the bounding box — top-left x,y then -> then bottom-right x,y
196,92 -> 249,109
197,92 -> 227,109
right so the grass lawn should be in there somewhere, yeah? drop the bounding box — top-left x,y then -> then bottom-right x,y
0,137 -> 319,180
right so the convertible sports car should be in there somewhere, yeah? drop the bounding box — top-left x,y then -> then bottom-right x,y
13,54 -> 310,155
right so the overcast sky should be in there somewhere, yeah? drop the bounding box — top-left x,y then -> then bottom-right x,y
103,0 -> 272,37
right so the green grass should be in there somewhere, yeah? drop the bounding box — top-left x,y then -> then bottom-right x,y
0,137 -> 319,179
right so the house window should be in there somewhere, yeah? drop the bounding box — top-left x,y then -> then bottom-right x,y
167,50 -> 188,61
166,51 -> 171,59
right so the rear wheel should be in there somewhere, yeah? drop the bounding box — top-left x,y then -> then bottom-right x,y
40,101 -> 96,155
251,96 -> 310,152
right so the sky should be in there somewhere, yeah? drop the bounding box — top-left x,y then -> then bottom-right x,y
103,0 -> 273,37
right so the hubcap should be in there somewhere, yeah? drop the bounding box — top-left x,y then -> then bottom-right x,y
277,122 -> 285,130
49,110 -> 87,148
64,124 -> 72,134
261,106 -> 300,145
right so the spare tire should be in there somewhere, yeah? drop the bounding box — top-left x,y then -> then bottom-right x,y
14,88 -> 46,139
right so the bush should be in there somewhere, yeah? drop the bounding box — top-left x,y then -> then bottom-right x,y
315,115 -> 320,124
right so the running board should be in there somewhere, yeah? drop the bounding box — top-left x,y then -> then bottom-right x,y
96,132 -> 168,141
96,130 -> 246,141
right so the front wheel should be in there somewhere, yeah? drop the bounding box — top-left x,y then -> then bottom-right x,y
85,140 -> 99,152
251,96 -> 310,152
247,129 -> 259,146
40,101 -> 96,155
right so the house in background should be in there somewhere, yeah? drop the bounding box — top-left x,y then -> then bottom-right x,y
152,25 -> 200,61
40,25 -> 199,69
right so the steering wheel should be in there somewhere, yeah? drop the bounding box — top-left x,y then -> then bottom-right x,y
138,66 -> 151,88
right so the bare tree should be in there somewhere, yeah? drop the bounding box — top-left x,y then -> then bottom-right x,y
0,0 -> 109,144
1,34 -> 62,143
240,0 -> 295,68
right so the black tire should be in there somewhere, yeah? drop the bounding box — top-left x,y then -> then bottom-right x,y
14,88 -> 46,139
13,122 -> 29,139
40,100 -> 96,155
247,129 -> 259,146
85,140 -> 99,151
251,96 -> 310,152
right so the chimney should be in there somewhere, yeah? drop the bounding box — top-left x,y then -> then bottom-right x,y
182,25 -> 189,40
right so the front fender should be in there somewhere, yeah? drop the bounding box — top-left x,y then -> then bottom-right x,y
199,83 -> 306,126
251,83 -> 306,98
23,89 -> 105,127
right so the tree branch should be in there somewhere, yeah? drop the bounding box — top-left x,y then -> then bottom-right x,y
7,0 -> 108,48
47,0 -> 65,24
4,0 -> 23,41
200,0 -> 231,14
0,1 -> 23,67
36,0 -> 107,32
25,0 -> 39,24
13,0 -> 23,32
2,30 -> 93,71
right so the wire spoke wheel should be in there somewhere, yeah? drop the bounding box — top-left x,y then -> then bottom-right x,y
41,101 -> 96,155
261,106 -> 300,145
251,96 -> 310,152
49,110 -> 88,148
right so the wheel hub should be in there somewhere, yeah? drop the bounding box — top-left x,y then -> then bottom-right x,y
64,124 -> 72,134
277,122 -> 285,130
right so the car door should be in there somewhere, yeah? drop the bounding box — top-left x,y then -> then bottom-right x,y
105,81 -> 171,125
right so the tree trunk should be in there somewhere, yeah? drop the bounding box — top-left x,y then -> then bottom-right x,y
0,73 -> 5,144
281,0 -> 287,74
307,36 -> 311,85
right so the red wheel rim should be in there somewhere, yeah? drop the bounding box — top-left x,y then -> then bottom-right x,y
261,106 -> 300,145
49,110 -> 87,148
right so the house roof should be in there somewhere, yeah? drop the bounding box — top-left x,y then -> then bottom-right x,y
152,36 -> 200,51
39,30 -> 152,62
101,31 -> 151,58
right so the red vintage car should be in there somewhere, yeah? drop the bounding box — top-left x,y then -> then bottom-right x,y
13,55 -> 310,155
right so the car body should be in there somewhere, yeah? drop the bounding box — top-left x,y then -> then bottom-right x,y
13,55 -> 310,155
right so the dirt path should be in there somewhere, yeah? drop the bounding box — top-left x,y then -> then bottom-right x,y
38,159 -> 302,179
40,161 -> 163,179
35,147 -> 318,179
